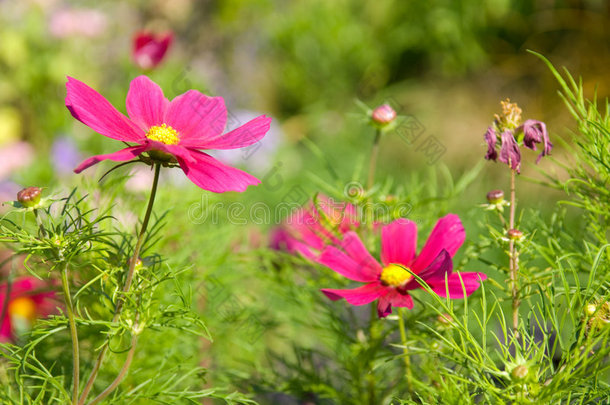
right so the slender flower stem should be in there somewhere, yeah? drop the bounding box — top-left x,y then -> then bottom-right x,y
33,209 -> 47,238
508,169 -> 519,333
87,316 -> 139,405
398,308 -> 413,394
367,129 -> 382,191
367,304 -> 377,405
61,262 -> 80,405
78,164 -> 161,405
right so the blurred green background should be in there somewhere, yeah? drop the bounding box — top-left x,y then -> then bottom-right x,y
1,0 -> 608,402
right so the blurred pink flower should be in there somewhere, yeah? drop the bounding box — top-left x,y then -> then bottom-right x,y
0,142 -> 34,179
270,195 -> 359,260
0,277 -> 57,342
66,75 -> 271,192
132,31 -> 173,70
320,215 -> 486,318
49,8 -> 107,39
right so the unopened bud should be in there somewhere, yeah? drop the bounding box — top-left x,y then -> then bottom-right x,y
437,313 -> 453,325
586,304 -> 597,317
17,187 -> 42,208
486,189 -> 504,204
507,229 -> 523,240
371,104 -> 396,125
511,365 -> 529,380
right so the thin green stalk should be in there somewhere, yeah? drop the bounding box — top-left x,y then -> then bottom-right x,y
33,209 -> 46,238
367,304 -> 377,405
78,163 -> 161,405
508,169 -> 519,333
367,129 -> 382,190
61,262 -> 79,405
398,308 -> 413,394
87,317 -> 139,405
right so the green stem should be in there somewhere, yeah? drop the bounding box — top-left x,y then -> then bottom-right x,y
78,163 -> 161,405
367,303 -> 377,405
61,262 -> 79,405
398,308 -> 413,394
33,209 -> 46,238
508,169 -> 519,334
87,318 -> 139,405
367,129 -> 382,191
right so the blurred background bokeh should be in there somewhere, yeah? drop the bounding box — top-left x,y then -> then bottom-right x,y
1,1 -> 609,401
2,0 -> 610,199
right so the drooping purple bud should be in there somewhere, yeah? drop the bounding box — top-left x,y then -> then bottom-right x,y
371,104 -> 397,125
521,119 -> 552,163
484,126 -> 498,161
498,131 -> 521,172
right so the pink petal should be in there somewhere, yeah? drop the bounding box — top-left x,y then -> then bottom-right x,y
321,282 -> 387,306
407,250 -> 452,288
412,214 -> 465,271
74,145 -> 148,173
180,115 -> 272,150
177,149 -> 260,193
165,90 -> 227,142
430,272 -> 487,298
318,243 -> 379,283
65,77 -> 142,142
381,218 -> 417,267
377,290 -> 413,318
338,232 -> 382,277
126,76 -> 169,130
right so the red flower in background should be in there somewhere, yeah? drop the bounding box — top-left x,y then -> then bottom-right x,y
270,195 -> 359,260
66,75 -> 271,193
132,31 -> 173,70
320,215 -> 486,318
0,277 -> 57,342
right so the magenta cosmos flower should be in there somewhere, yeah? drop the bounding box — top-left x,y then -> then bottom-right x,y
67,76 -> 271,192
320,214 -> 486,318
270,195 -> 359,260
0,277 -> 57,342
132,31 -> 173,70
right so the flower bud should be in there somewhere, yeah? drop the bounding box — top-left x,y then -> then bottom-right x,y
437,313 -> 453,325
585,304 -> 597,317
511,365 -> 529,380
17,187 -> 42,208
486,190 -> 504,204
507,229 -> 523,241
371,104 -> 396,126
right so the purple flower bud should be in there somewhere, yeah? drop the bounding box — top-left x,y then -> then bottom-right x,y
520,119 -> 552,163
371,104 -> 397,125
484,126 -> 498,161
507,228 -> 523,240
498,131 -> 521,172
17,187 -> 42,208
486,189 -> 504,204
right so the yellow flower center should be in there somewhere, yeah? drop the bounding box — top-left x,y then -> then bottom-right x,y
380,264 -> 412,287
146,124 -> 180,145
8,297 -> 37,322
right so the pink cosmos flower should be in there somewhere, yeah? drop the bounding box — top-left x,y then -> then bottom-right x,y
320,214 -> 487,318
270,195 -> 359,260
0,277 -> 57,342
132,31 -> 173,70
67,76 -> 271,192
